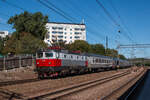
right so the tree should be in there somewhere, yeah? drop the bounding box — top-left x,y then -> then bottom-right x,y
0,37 -> 4,54
8,11 -> 48,40
105,48 -> 118,58
119,54 -> 126,60
90,44 -> 105,55
3,33 -> 47,54
68,40 -> 91,53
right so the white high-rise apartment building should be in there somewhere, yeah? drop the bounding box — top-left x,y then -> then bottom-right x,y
0,31 -> 8,38
44,22 -> 86,45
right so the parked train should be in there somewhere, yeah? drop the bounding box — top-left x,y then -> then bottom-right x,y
36,49 -> 131,79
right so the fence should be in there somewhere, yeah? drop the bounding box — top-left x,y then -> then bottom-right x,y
0,55 -> 35,71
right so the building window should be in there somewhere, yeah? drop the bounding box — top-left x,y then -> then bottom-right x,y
58,35 -> 63,38
65,36 -> 67,39
70,29 -> 72,31
74,36 -> 80,39
52,27 -> 57,30
58,27 -> 63,30
0,32 -> 5,34
70,32 -> 72,35
58,40 -> 63,42
65,32 -> 67,34
58,32 -> 63,34
74,32 -> 81,34
70,36 -> 72,39
81,28 -> 85,31
52,31 -> 57,34
74,28 -> 80,31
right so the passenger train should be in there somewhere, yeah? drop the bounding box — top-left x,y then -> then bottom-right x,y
36,48 -> 130,79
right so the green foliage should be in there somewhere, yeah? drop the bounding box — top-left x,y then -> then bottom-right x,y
3,33 -> 47,54
68,40 -> 91,53
52,41 -> 67,49
105,48 -> 118,58
0,37 -> 4,54
119,54 -> 126,60
90,44 -> 105,55
3,11 -> 48,55
8,11 -> 48,40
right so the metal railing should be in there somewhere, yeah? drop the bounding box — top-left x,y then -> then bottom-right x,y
0,55 -> 35,71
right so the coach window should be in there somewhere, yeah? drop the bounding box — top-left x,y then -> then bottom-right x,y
82,56 -> 84,60
77,56 -> 79,60
85,57 -> 87,60
45,53 -> 53,57
102,59 -> 104,63
71,55 -> 73,59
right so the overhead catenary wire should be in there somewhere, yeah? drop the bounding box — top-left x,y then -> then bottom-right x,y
44,0 -> 79,22
46,0 -> 116,42
37,0 -> 75,23
43,0 -> 98,41
96,0 -> 133,42
96,0 -> 120,27
60,0 -> 108,39
1,0 -> 26,11
36,0 -> 105,42
107,0 -> 135,41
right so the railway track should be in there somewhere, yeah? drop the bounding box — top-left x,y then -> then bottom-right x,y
25,71 -> 131,100
0,69 -> 130,87
0,78 -> 39,87
101,68 -> 146,100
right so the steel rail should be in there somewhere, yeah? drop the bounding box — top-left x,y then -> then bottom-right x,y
0,78 -> 39,87
101,68 -> 146,100
26,71 -> 131,100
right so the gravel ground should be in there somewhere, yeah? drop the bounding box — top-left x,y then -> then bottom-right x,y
58,67 -> 145,100
0,68 -> 132,100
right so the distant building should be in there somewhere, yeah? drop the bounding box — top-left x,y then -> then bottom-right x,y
44,22 -> 86,45
0,31 -> 8,38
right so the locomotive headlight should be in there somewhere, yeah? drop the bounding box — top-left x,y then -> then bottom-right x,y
49,62 -> 51,64
37,62 -> 39,64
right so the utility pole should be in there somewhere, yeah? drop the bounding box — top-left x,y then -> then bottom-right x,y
105,36 -> 108,55
106,36 -> 108,49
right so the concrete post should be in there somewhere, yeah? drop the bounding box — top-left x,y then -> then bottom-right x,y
3,56 -> 5,71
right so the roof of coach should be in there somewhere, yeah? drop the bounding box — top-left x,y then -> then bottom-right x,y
84,53 -> 113,59
113,57 -> 128,62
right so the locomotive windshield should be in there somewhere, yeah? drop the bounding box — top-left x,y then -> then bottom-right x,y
45,52 -> 53,57
37,52 -> 43,58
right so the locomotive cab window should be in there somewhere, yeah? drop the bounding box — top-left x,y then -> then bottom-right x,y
37,52 -> 43,58
45,52 -> 53,57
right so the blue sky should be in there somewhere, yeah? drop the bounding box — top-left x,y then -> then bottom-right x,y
0,0 -> 150,58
